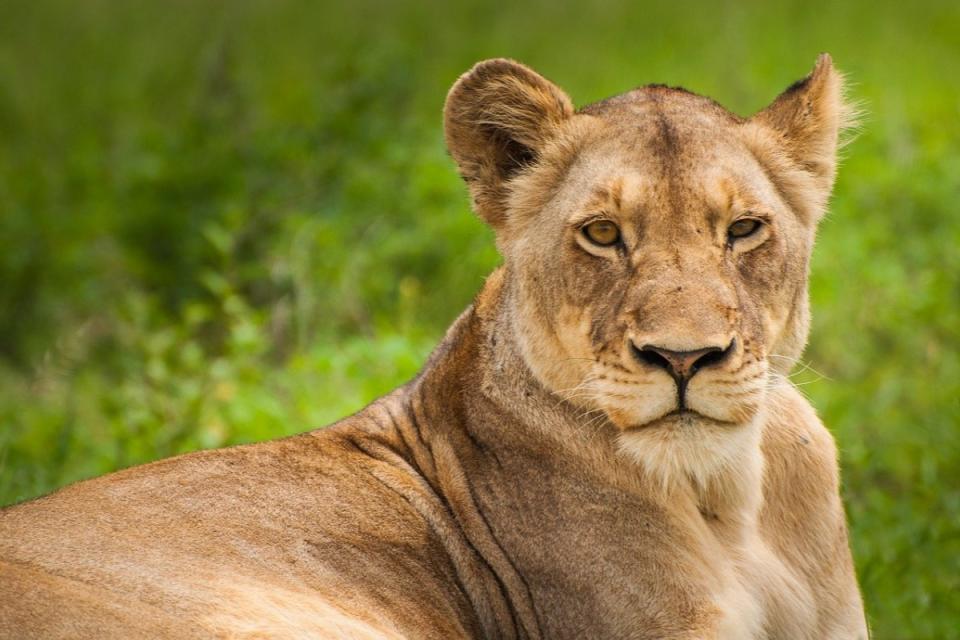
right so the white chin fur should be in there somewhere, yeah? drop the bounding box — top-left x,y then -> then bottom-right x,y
616,412 -> 764,492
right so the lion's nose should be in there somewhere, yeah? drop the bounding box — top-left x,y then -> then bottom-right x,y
630,340 -> 735,384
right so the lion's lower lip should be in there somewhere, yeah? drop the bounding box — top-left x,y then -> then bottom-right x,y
622,410 -> 699,430
661,410 -> 703,425
625,410 -> 735,430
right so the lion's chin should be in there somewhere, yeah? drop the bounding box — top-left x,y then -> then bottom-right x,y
614,407 -> 763,492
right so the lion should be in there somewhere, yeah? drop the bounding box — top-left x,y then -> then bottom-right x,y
0,55 -> 867,639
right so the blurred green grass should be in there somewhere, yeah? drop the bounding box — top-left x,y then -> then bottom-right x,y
0,1 -> 957,637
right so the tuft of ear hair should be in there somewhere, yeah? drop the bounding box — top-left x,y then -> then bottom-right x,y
444,59 -> 574,229
750,54 -> 861,219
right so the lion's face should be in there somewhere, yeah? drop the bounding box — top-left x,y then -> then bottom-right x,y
505,99 -> 812,433
445,57 -> 850,480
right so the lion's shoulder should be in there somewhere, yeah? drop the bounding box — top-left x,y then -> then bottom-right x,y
761,382 -> 839,489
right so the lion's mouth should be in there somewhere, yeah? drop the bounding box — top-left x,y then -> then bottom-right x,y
625,409 -> 738,431
593,370 -> 764,432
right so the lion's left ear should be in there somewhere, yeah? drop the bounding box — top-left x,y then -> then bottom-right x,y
749,54 -> 857,219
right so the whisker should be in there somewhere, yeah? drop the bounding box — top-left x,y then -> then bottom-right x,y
554,384 -> 595,401
552,374 -> 601,410
767,354 -> 831,381
579,411 -> 611,445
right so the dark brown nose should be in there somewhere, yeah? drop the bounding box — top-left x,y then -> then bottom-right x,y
631,340 -> 735,384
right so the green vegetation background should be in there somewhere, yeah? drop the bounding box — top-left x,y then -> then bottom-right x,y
1,0 -> 957,636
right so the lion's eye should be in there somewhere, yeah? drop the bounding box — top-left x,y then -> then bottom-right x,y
582,220 -> 621,247
727,218 -> 762,241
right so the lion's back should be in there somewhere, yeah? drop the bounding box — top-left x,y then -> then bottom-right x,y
0,420 -> 480,639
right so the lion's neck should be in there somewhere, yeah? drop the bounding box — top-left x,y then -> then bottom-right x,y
418,270 -> 765,540
385,274 -> 771,636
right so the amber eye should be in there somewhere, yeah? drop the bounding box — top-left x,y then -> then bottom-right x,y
582,220 -> 621,247
727,218 -> 762,241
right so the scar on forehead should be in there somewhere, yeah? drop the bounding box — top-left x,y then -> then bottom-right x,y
587,174 -> 652,214
586,177 -> 624,212
694,176 -> 739,228
717,176 -> 738,211
717,175 -> 767,215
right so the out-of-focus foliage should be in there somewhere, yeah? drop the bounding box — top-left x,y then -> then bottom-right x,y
0,1 -> 957,637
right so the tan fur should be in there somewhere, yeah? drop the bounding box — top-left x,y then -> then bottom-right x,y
0,57 -> 867,639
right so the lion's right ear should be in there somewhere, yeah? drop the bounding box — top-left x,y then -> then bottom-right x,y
444,59 -> 574,229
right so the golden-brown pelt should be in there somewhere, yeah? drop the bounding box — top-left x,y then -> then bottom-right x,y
0,56 -> 868,639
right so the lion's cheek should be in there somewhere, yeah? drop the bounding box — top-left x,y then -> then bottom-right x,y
593,384 -> 678,430
509,296 -> 597,399
686,384 -> 766,425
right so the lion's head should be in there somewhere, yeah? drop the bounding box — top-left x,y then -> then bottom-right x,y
444,56 -> 854,487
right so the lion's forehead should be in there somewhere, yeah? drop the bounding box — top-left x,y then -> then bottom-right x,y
537,103 -> 776,216
550,131 -> 781,233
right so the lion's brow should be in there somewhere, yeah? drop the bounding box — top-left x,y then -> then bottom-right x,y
588,178 -> 625,212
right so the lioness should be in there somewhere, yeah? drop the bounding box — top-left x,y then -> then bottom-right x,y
0,56 -> 867,639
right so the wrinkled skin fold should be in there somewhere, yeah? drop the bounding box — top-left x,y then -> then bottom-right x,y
0,57 -> 867,639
